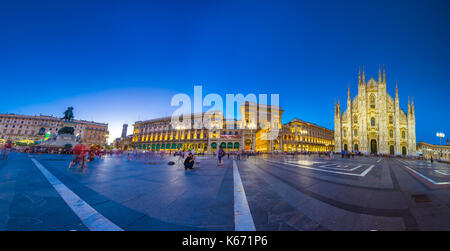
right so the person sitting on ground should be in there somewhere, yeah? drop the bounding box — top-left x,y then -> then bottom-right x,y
184,153 -> 195,170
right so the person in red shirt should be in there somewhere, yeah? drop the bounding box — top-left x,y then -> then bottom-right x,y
69,144 -> 88,169
1,140 -> 13,160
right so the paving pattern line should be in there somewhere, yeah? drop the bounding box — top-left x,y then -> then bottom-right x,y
318,164 -> 363,171
248,159 -> 419,229
233,160 -> 255,231
404,165 -> 450,185
30,158 -> 123,231
266,160 -> 374,177
435,170 -> 450,176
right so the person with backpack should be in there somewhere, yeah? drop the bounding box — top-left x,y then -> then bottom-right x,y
218,146 -> 224,166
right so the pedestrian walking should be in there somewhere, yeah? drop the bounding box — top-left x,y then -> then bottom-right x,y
218,146 -> 224,166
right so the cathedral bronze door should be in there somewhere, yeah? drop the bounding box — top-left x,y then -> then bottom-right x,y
370,140 -> 377,154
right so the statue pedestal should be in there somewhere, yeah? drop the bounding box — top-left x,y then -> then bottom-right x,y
40,133 -> 80,148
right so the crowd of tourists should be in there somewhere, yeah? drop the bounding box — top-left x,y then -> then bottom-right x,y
1,140 -> 444,170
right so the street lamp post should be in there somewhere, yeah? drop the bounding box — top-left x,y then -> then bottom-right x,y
436,132 -> 445,145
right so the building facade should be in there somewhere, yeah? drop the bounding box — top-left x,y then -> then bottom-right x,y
334,66 -> 416,155
417,142 -> 450,161
0,113 -> 109,146
281,119 -> 334,152
131,103 -> 334,153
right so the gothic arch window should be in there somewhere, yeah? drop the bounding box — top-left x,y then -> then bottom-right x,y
354,129 -> 358,137
343,129 -> 347,137
370,94 -> 376,109
402,131 -> 406,139
389,129 -> 393,138
371,117 -> 375,126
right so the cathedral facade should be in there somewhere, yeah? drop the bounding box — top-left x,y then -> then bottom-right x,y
334,66 -> 416,156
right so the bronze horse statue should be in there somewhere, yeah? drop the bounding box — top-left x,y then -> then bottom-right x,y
63,107 -> 74,121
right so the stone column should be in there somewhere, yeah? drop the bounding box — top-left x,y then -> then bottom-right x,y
251,131 -> 256,151
280,136 -> 283,152
207,134 -> 211,154
240,132 -> 245,151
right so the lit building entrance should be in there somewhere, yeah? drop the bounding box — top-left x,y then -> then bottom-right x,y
370,140 -> 377,154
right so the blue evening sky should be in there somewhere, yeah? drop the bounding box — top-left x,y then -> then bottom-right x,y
0,0 -> 449,144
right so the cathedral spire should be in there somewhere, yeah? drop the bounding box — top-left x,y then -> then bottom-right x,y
358,66 -> 361,85
411,97 -> 415,115
383,64 -> 386,83
347,83 -> 351,109
362,66 -> 366,84
339,99 -> 341,117
348,83 -> 351,99
408,96 -> 411,114
378,64 -> 382,84
395,81 -> 399,99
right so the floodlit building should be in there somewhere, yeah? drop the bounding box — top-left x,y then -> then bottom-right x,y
335,66 -> 416,155
417,142 -> 450,161
0,113 -> 109,146
131,103 -> 334,153
281,119 -> 334,153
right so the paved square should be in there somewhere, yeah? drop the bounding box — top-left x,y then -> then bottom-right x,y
0,152 -> 449,231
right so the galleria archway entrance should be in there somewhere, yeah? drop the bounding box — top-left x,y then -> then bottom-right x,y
370,140 -> 377,154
